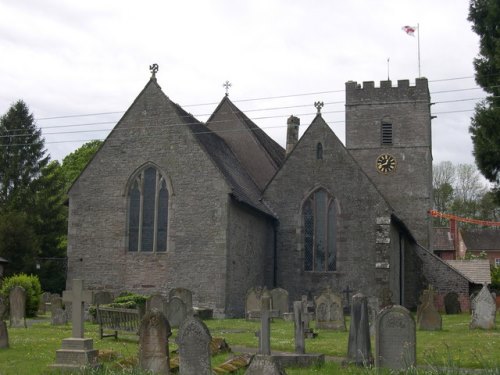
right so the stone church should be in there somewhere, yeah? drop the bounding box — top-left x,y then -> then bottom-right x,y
67,69 -> 472,317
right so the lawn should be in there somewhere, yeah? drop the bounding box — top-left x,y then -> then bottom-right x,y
0,313 -> 498,374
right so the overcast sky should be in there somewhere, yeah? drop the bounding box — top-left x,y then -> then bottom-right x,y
0,0 -> 484,171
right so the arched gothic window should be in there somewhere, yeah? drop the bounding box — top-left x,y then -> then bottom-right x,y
316,143 -> 323,160
303,189 -> 336,271
128,166 -> 169,252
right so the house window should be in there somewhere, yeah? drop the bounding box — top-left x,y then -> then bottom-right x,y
381,121 -> 393,145
303,189 -> 337,272
316,143 -> 323,160
128,166 -> 169,252
496,258 -> 500,267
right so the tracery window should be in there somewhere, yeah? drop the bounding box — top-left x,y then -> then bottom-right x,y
303,189 -> 336,271
128,166 -> 168,252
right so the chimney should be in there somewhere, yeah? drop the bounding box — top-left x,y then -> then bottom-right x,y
286,115 -> 300,155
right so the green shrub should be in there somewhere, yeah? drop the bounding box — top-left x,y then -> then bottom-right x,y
110,292 -> 147,309
0,273 -> 42,317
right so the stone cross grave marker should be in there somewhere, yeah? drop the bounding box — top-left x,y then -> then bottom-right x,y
444,292 -> 461,314
0,321 -> 8,349
139,309 -> 171,374
375,305 -> 416,370
293,301 -> 305,354
470,284 -> 496,330
62,279 -> 93,338
176,316 -> 212,375
301,295 -> 316,338
314,288 -> 345,331
417,286 -> 442,331
9,285 -> 26,328
347,293 -> 372,366
342,285 -> 354,314
258,291 -> 279,355
167,296 -> 187,328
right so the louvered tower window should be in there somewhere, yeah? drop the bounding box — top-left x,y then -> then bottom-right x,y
381,122 -> 393,145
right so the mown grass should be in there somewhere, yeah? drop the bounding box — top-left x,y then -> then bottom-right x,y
0,313 -> 498,374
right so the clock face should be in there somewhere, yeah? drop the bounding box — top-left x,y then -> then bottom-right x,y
376,154 -> 397,174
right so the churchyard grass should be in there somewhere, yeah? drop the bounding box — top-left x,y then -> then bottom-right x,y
0,313 -> 498,374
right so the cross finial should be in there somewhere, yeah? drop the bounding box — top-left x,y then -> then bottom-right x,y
314,101 -> 324,114
223,80 -> 232,96
149,63 -> 159,78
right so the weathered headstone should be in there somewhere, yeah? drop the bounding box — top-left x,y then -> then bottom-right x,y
38,292 -> 51,315
50,294 -> 63,312
367,296 -> 380,337
245,287 -> 264,320
444,292 -> 461,314
147,294 -> 168,315
51,308 -> 68,325
270,288 -> 289,317
9,286 -> 26,328
0,296 -> 6,321
417,287 -> 442,331
51,279 -> 98,371
167,296 -> 187,328
0,321 -> 8,349
245,355 -> 287,375
375,305 -> 416,370
470,284 -> 496,330
314,288 -> 345,331
176,316 -> 212,375
293,301 -> 305,354
139,310 -> 171,374
93,291 -> 113,306
347,293 -> 372,366
169,288 -> 193,313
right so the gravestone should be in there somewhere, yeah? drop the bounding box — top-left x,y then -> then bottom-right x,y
367,296 -> 380,336
347,293 -> 372,366
417,287 -> 442,331
257,291 -> 279,355
301,295 -> 316,338
0,296 -> 6,320
444,292 -> 461,314
139,310 -> 171,374
167,296 -> 187,328
147,294 -> 168,315
0,321 -> 8,349
176,316 -> 212,375
51,308 -> 68,325
379,288 -> 393,309
9,286 -> 26,328
314,288 -> 345,331
38,292 -> 51,315
245,355 -> 287,375
470,284 -> 496,330
246,287 -> 264,319
293,301 -> 305,354
93,291 -> 113,306
270,288 -> 289,317
51,279 -> 98,371
169,288 -> 193,313
50,294 -> 63,312
375,305 -> 416,370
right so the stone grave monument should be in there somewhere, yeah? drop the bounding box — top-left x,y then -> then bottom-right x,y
245,355 -> 287,375
293,301 -> 305,354
0,321 -> 8,349
270,288 -> 289,317
375,305 -> 416,370
50,279 -> 98,371
444,292 -> 461,314
9,285 -> 26,328
0,296 -> 6,320
169,288 -> 193,313
176,316 -> 212,375
258,291 -> 279,355
93,291 -> 113,306
367,296 -> 380,336
417,286 -> 442,331
314,288 -> 345,331
245,287 -> 265,320
50,296 -> 67,325
347,293 -> 372,366
38,292 -> 52,315
139,309 -> 171,374
301,295 -> 316,338
167,296 -> 187,328
147,293 -> 168,315
470,284 -> 496,330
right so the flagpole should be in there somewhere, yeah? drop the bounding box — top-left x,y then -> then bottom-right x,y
417,23 -> 421,77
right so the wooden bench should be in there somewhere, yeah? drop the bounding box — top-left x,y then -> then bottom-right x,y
96,306 -> 144,339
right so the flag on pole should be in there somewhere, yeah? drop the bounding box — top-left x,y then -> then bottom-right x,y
402,25 -> 417,36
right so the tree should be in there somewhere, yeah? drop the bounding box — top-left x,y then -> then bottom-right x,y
61,140 -> 102,189
468,0 -> 500,202
0,100 -> 49,211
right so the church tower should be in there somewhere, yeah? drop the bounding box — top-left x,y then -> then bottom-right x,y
345,78 -> 433,249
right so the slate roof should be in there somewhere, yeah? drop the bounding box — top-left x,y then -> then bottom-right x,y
445,259 -> 492,285
169,99 -> 274,217
433,227 -> 455,251
461,229 -> 500,251
211,97 -> 285,168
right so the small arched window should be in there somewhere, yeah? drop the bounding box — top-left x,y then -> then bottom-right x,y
316,143 -> 323,160
303,189 -> 336,271
128,166 -> 169,252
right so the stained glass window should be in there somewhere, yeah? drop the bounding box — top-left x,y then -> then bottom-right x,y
302,189 -> 337,271
128,166 -> 169,252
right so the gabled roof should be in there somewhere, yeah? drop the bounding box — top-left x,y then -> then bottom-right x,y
461,229 -> 500,251
445,259 -> 492,285
207,96 -> 285,168
433,227 -> 455,251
